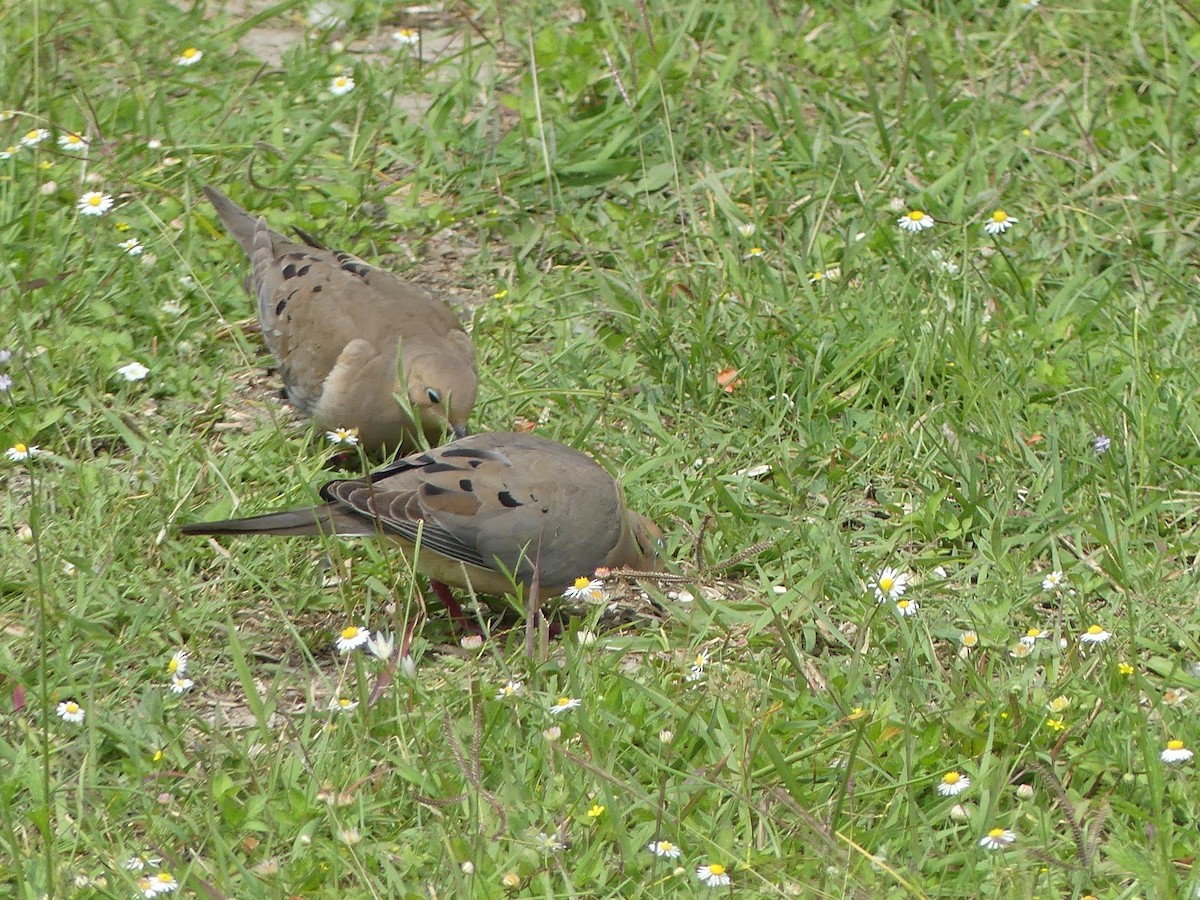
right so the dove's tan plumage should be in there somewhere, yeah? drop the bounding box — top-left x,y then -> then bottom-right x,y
181,432 -> 662,595
203,186 -> 477,454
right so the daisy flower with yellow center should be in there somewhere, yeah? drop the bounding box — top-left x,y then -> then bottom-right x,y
169,676 -> 194,695
19,128 -> 48,147
1020,627 -> 1047,646
329,75 -> 355,96
548,696 -> 581,715
119,238 -> 144,256
325,427 -> 359,446
6,443 -> 42,461
1041,570 -> 1066,591
696,862 -> 731,887
936,771 -> 970,796
150,870 -> 178,893
898,209 -> 934,232
895,599 -> 919,617
78,191 -> 114,216
495,680 -> 522,699
984,210 -> 1018,235
176,48 -> 203,66
1080,625 -> 1111,645
869,566 -> 908,602
959,630 -> 979,649
979,828 -> 1016,850
1161,740 -> 1193,763
57,700 -> 85,723
329,697 -> 359,712
166,650 -> 187,676
0,145 -> 19,159
57,133 -> 88,153
336,625 -> 369,652
648,839 -> 681,858
393,27 -> 419,45
562,576 -> 604,601
743,246 -> 765,259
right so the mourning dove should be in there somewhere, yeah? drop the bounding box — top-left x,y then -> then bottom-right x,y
203,186 -> 478,454
181,431 -> 662,597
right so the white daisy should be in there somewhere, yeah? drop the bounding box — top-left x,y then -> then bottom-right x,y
19,128 -> 48,147
959,630 -> 979,649
496,680 -> 522,700
119,238 -> 143,256
167,650 -> 187,676
936,771 -> 970,796
329,75 -> 355,96
895,599 -> 919,617
0,145 -> 18,159
78,191 -> 114,216
325,427 -> 359,446
336,625 -> 369,652
56,700 -> 85,724
562,576 -> 604,602
1021,627 -> 1048,646
169,676 -> 194,695
1080,625 -> 1111,645
148,871 -> 178,894
328,697 -> 359,712
548,696 -> 581,715
122,854 -> 162,871
6,443 -> 41,461
696,862 -> 731,887
176,48 -> 203,66
57,133 -> 88,153
1161,740 -> 1193,764
116,361 -> 149,381
979,828 -> 1016,850
393,27 -> 419,45
736,222 -> 756,237
983,210 -> 1018,234
1041,570 -> 1066,591
869,566 -> 908,602
898,209 -> 934,232
648,839 -> 681,858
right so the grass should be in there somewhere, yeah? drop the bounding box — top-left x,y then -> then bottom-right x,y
3,0 -> 1200,895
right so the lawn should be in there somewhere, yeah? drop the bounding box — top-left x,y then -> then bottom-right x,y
3,0 -> 1200,896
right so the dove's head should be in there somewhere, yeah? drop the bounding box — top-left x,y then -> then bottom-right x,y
406,352 -> 478,443
622,511 -> 665,573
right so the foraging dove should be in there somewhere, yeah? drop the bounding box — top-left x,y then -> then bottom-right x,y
181,431 -> 662,597
203,186 -> 477,454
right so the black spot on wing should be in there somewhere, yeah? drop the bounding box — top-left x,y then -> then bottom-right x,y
459,479 -> 473,492
296,264 -> 311,277
311,284 -> 322,293
497,491 -> 521,508
282,263 -> 297,279
275,299 -> 286,316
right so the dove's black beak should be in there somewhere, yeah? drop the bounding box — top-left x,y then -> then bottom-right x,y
452,424 -> 469,440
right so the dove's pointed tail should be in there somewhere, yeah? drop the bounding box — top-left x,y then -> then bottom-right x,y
180,506 -> 379,538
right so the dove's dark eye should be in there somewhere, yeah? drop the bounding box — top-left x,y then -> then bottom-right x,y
427,388 -> 441,404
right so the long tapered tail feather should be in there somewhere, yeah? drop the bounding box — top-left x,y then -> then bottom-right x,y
179,505 -> 379,538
